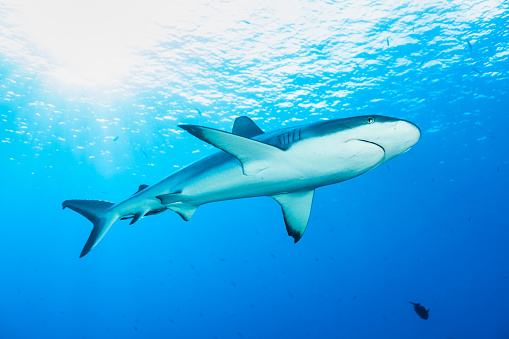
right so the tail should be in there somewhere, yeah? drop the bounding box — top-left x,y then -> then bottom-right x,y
62,199 -> 118,258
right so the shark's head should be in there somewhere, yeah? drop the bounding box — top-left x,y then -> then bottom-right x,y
312,115 -> 421,164
348,115 -> 421,162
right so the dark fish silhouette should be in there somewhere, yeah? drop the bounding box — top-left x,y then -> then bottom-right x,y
113,136 -> 119,141
467,40 -> 473,50
410,302 -> 429,319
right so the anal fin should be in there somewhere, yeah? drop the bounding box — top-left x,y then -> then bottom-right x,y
129,208 -> 150,225
270,190 -> 315,242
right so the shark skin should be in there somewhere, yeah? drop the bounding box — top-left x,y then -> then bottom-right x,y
63,115 -> 421,257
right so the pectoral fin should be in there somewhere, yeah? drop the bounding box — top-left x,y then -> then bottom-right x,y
179,124 -> 283,175
271,190 -> 315,242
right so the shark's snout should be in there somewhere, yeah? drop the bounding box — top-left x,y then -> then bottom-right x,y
397,120 -> 421,147
384,120 -> 420,159
366,119 -> 421,162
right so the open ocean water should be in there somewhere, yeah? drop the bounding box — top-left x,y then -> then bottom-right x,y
1,0 -> 508,338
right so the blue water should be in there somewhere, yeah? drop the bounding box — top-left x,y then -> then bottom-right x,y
1,0 -> 509,338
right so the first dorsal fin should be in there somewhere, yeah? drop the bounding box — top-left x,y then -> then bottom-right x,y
232,116 -> 264,138
179,124 -> 283,175
270,190 -> 315,242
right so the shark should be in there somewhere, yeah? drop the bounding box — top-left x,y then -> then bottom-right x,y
63,115 -> 420,258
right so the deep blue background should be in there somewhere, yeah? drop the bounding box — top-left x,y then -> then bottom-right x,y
1,1 -> 508,338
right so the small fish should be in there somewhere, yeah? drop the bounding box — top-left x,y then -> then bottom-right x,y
113,136 -> 119,141
467,40 -> 473,50
195,107 -> 202,116
410,302 -> 429,320
472,67 -> 482,75
141,150 -> 149,158
386,38 -> 390,47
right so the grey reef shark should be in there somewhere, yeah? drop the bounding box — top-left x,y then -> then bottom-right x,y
63,115 -> 421,258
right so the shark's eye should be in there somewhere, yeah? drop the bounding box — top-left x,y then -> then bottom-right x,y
366,117 -> 375,124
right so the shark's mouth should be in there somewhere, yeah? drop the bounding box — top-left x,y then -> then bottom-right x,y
356,139 -> 386,156
354,139 -> 387,170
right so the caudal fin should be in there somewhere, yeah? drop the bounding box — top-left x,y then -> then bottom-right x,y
62,200 -> 118,258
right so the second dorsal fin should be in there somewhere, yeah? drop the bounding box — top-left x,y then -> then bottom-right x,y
232,116 -> 264,138
134,184 -> 149,195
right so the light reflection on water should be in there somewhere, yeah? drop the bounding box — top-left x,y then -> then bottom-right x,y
0,0 -> 507,176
